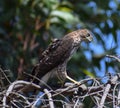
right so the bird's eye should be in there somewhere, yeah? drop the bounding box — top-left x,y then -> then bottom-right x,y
87,33 -> 90,37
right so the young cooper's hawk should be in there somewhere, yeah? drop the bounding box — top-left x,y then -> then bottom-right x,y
31,29 -> 93,85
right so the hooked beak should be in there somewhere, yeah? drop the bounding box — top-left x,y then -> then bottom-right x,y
86,36 -> 93,42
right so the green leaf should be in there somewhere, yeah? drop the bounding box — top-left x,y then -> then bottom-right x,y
50,17 -> 60,23
20,0 -> 30,5
57,7 -> 72,12
50,10 -> 78,24
82,69 -> 95,78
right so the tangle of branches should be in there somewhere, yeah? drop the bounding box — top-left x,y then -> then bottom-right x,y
0,55 -> 120,108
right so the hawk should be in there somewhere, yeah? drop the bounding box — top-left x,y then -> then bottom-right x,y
31,29 -> 93,85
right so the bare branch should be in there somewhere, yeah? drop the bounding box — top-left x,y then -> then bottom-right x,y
44,89 -> 54,108
106,54 -> 120,62
2,80 -> 40,108
99,84 -> 111,108
1,68 -> 120,107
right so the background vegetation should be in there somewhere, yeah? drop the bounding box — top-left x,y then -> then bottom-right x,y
0,0 -> 120,97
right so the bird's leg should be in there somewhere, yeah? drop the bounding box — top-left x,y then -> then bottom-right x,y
65,72 -> 88,91
61,70 -> 80,85
57,63 -> 80,85
58,71 -> 80,85
66,75 -> 80,85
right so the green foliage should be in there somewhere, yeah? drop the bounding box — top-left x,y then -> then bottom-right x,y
0,0 -> 120,82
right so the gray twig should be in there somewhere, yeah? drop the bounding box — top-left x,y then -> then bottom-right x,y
106,54 -> 120,62
99,84 -> 111,108
44,89 -> 54,108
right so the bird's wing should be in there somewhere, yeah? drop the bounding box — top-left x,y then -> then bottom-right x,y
31,36 -> 74,80
39,38 -> 61,61
31,38 -> 62,80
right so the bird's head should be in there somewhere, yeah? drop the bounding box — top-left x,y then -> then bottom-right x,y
77,29 -> 93,42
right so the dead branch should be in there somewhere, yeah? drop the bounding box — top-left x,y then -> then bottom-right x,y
44,89 -> 54,108
2,80 -> 41,108
106,54 -> 120,62
99,84 -> 111,108
1,67 -> 120,108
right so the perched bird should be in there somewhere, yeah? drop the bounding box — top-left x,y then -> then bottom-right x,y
31,29 -> 93,86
